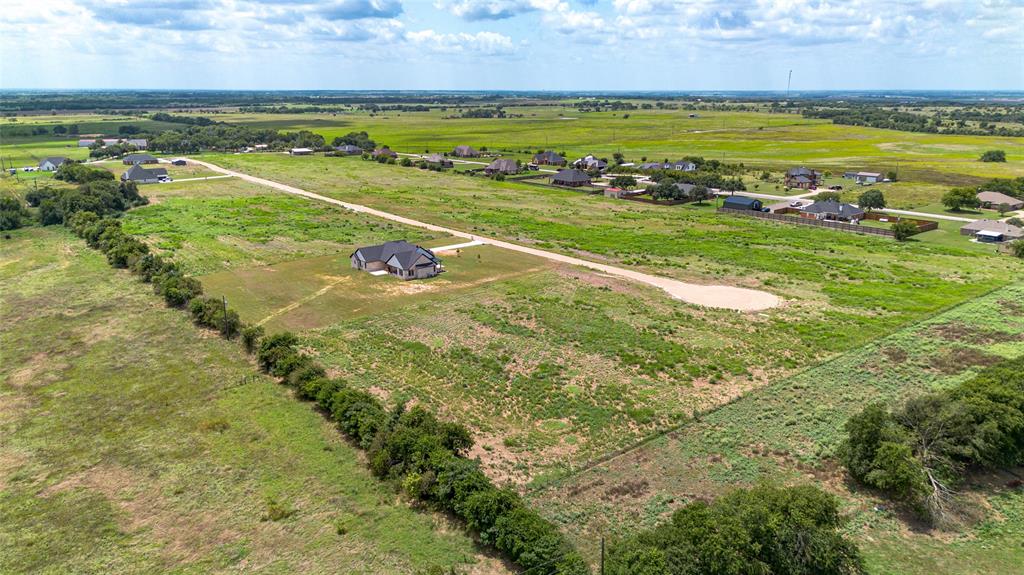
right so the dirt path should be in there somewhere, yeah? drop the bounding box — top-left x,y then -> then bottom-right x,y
187,158 -> 782,312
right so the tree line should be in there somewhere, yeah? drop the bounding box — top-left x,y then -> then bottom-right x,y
802,106 -> 1024,137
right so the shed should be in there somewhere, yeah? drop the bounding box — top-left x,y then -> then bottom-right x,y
722,196 -> 763,211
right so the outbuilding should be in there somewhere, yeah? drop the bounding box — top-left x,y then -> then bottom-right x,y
721,195 -> 763,211
289,148 -> 314,155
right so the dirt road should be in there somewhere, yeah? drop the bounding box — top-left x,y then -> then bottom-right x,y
187,158 -> 782,312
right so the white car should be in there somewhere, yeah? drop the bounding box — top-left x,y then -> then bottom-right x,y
157,175 -> 172,183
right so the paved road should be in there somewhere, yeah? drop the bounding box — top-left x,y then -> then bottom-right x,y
186,158 -> 782,312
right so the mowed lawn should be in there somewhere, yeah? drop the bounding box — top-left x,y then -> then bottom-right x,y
0,227 -> 505,574
531,283 -> 1024,574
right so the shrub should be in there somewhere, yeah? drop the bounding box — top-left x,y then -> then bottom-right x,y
980,150 -> 1006,162
241,324 -> 265,354
0,197 -> 30,231
891,219 -> 918,241
154,273 -> 203,307
256,332 -> 300,374
189,296 -> 241,338
287,362 -> 326,389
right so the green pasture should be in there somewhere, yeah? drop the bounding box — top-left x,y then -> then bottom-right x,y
0,226 -> 499,574
531,282 -> 1024,574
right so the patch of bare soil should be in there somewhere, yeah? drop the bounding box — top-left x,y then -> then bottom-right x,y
930,322 -> 1024,345
5,352 -> 67,388
602,479 -> 650,501
999,299 -> 1024,315
932,346 -> 1004,374
881,346 -> 909,363
42,464 -> 240,564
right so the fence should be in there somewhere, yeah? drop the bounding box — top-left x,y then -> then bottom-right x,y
717,208 -> 914,237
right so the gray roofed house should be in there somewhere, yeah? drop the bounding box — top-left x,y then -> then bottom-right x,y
38,157 -> 69,171
801,200 -> 865,222
572,154 -> 608,171
977,191 -> 1024,210
372,147 -> 397,158
424,153 -> 453,168
121,164 -> 168,184
126,139 -> 148,150
670,160 -> 697,171
784,167 -> 823,189
485,158 -> 519,175
532,151 -> 566,166
959,219 -> 1024,241
123,153 -> 158,165
551,168 -> 591,187
350,240 -> 442,280
452,145 -> 480,158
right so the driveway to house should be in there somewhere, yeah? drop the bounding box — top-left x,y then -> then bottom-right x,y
186,158 -> 782,312
714,191 -> 978,222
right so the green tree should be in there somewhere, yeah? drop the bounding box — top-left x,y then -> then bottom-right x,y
815,191 -> 842,202
0,197 -> 30,231
858,189 -> 886,211
941,187 -> 980,211
610,175 -> 637,189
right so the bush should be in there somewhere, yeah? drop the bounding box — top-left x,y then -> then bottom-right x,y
980,150 -> 1006,162
189,296 -> 241,338
257,332 -> 301,374
241,324 -> 265,354
0,197 -> 30,231
891,220 -> 918,241
154,273 -> 203,307
606,484 -> 863,575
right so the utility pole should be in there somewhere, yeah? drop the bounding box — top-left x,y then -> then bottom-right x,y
221,295 -> 229,335
600,537 -> 605,575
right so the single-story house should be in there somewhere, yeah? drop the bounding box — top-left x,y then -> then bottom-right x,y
38,157 -> 69,171
350,240 -> 442,281
551,168 -> 592,187
452,145 -> 480,158
853,172 -> 883,184
959,219 -> 1024,241
977,191 -> 1024,210
572,155 -> 608,171
78,138 -> 122,148
123,153 -> 158,165
801,200 -> 865,222
722,195 -> 763,211
485,158 -> 519,175
604,187 -> 644,199
121,164 -> 168,184
289,148 -> 314,155
126,139 -> 148,150
785,167 -> 823,189
532,151 -> 566,166
336,144 -> 363,155
372,147 -> 398,159
425,153 -> 453,168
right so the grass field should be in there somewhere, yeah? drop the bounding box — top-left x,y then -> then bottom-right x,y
530,282 -> 1024,573
0,226 -> 505,574
114,156 -> 1022,482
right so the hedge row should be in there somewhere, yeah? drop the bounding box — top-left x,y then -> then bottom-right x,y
255,333 -> 590,574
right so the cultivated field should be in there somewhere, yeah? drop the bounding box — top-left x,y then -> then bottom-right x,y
0,226 -> 505,574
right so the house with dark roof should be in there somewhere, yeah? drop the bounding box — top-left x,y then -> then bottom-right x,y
784,167 -> 823,189
532,151 -> 566,166
452,145 -> 480,158
721,195 -> 763,211
485,158 -> 519,175
336,144 -> 363,155
38,157 -> 69,171
372,147 -> 398,159
121,164 -> 168,184
801,200 -> 865,222
123,153 -> 158,165
350,240 -> 442,280
424,153 -> 453,168
551,169 -> 592,187
977,191 -> 1023,210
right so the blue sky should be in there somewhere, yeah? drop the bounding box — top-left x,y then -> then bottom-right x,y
2,0 -> 1022,90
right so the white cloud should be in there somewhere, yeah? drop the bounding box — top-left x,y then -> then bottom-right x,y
407,29 -> 517,55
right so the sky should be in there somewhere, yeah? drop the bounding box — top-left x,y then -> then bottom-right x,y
1,0 -> 1022,91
